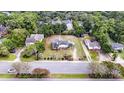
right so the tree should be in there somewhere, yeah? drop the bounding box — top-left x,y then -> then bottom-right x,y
35,41 -> 45,60
91,15 -> 113,53
10,29 -> 29,47
72,20 -> 85,37
32,68 -> 50,78
0,12 -> 8,25
21,44 -> 36,58
12,62 -> 31,74
2,39 -> 15,52
6,12 -> 39,33
89,62 -> 121,79
109,21 -> 124,44
38,23 -> 54,37
0,44 -> 9,57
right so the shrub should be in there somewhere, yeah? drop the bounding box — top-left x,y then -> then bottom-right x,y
32,68 -> 50,78
0,44 -> 9,57
16,73 -> 32,78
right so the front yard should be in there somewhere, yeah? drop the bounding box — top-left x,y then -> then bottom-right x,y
0,54 -> 16,61
21,35 -> 86,61
42,35 -> 86,61
119,50 -> 124,59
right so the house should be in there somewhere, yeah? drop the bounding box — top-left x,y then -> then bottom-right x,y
112,43 -> 124,51
0,25 -> 8,38
62,20 -> 73,30
51,19 -> 62,25
84,39 -> 101,50
2,12 -> 11,16
51,40 -> 74,50
25,34 -> 44,46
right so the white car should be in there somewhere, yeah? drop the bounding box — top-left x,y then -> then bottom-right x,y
8,68 -> 16,73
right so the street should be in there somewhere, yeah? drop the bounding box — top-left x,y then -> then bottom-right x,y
0,61 -> 90,74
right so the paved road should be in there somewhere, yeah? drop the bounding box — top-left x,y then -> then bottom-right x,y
0,61 -> 90,74
0,62 -> 12,74
29,62 -> 90,74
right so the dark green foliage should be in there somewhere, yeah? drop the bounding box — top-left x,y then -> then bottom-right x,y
89,61 -> 124,79
2,39 -> 15,52
0,44 -> 9,57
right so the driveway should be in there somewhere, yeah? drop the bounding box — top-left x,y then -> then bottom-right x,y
80,40 -> 92,62
115,56 -> 124,66
99,52 -> 112,61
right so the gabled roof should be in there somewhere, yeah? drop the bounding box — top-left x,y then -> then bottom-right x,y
84,39 -> 101,50
112,43 -> 124,49
26,34 -> 44,44
52,40 -> 73,49
0,25 -> 7,32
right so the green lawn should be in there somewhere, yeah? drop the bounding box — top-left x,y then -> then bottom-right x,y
120,50 -> 124,59
89,51 -> 99,61
0,74 -> 15,78
0,74 -> 88,79
0,54 -> 16,61
21,55 -> 36,62
51,74 -> 88,79
42,35 -> 86,60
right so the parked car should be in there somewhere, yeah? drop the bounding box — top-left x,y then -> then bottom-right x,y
8,68 -> 16,73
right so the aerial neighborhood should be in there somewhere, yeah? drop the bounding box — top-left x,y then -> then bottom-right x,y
0,11 -> 124,79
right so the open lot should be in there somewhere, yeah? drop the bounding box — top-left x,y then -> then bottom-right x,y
42,35 -> 86,61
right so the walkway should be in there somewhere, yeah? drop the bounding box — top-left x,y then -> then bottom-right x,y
14,48 -> 24,62
73,48 -> 78,60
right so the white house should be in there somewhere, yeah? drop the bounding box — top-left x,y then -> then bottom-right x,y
84,39 -> 101,50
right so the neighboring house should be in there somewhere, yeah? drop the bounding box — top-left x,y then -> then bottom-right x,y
63,20 -> 73,30
0,25 -> 8,38
25,34 -> 44,46
51,19 -> 62,25
51,40 -> 74,50
2,12 -> 11,16
84,39 -> 101,50
112,43 -> 124,51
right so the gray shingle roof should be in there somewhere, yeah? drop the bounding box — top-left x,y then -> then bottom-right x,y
0,25 -> 7,32
51,40 -> 73,49
112,43 -> 124,50
25,34 -> 44,44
